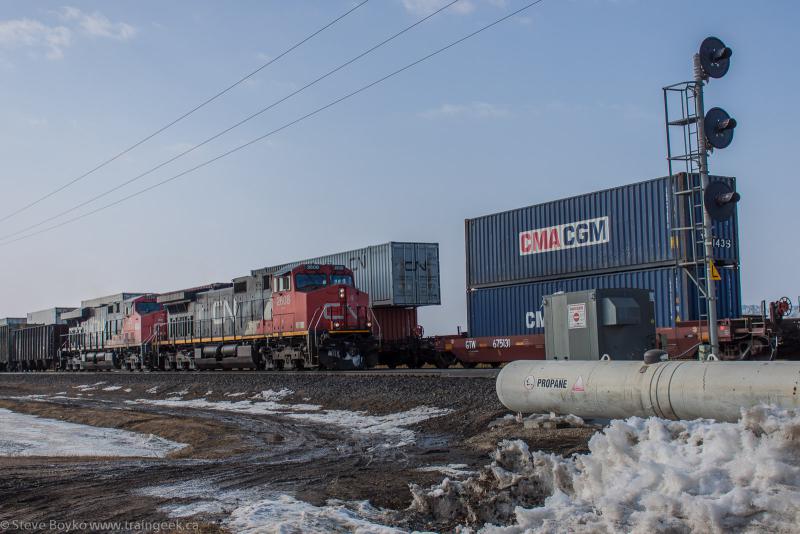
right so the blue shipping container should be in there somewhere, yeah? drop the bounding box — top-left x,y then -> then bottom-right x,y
467,265 -> 741,337
465,175 -> 739,288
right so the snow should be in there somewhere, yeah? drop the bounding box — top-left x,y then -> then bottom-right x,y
412,405 -> 800,533
72,382 -> 105,392
286,406 -> 453,448
139,481 -> 401,533
417,464 -> 477,478
130,397 -> 323,414
129,397 -> 450,447
228,494 -> 403,534
102,385 -> 122,391
145,386 -> 159,394
0,408 -> 186,458
224,392 -> 248,398
253,388 -> 294,401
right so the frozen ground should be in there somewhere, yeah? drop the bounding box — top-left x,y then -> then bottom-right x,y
0,407 -> 186,458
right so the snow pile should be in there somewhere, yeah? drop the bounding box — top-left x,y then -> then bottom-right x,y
411,405 -> 800,533
139,481 -> 402,533
0,408 -> 186,458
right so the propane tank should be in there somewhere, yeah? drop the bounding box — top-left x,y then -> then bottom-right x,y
496,359 -> 800,422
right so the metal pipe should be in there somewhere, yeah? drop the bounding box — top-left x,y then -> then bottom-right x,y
496,360 -> 800,422
693,53 -> 720,357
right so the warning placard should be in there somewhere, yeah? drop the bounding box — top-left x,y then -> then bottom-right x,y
709,260 -> 722,281
568,303 -> 587,329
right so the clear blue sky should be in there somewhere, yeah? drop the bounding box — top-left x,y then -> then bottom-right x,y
0,0 -> 797,333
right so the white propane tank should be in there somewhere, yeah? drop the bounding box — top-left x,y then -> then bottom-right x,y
496,359 -> 800,422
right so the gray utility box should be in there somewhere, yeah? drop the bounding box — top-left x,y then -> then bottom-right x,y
544,288 -> 655,361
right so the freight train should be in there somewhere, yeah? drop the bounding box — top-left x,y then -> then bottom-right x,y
1,264 -> 377,372
2,174 -> 797,371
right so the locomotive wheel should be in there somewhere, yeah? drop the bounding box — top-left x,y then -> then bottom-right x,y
387,362 -> 398,369
461,361 -> 477,369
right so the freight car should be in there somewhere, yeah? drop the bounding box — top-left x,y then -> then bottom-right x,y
154,264 -> 376,370
0,321 -> 68,372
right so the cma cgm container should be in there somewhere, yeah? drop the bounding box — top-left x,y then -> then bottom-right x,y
466,175 -> 739,288
467,265 -> 741,337
252,242 -> 440,308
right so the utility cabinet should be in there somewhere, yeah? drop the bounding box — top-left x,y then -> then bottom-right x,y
544,288 -> 656,360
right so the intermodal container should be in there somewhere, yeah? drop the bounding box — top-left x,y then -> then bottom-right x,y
252,242 -> 441,307
465,175 -> 739,289
467,265 -> 741,337
370,307 -> 419,342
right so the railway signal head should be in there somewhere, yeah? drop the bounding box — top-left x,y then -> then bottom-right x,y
704,181 -> 740,221
699,36 -> 732,79
704,107 -> 737,149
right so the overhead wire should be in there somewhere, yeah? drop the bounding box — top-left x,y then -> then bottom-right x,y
0,0 -> 372,224
0,0 -> 464,242
0,0 -> 547,247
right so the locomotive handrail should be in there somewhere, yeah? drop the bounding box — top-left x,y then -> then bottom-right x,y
368,307 -> 382,346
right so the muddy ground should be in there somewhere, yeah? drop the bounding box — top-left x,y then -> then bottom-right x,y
0,373 -> 596,533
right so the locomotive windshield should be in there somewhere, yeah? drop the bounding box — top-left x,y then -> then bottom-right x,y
295,273 -> 328,291
330,274 -> 354,286
135,302 -> 161,314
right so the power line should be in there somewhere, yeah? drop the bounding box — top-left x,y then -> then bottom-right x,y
0,0 -> 372,224
0,0 -> 464,242
1,0 -> 546,248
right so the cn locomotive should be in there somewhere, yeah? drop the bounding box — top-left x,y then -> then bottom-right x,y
1,263 -> 377,372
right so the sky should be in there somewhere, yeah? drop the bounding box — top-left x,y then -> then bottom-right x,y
0,0 -> 797,334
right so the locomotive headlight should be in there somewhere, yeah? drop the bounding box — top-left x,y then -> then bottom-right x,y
367,321 -> 372,328
334,321 -> 341,329
339,288 -> 346,299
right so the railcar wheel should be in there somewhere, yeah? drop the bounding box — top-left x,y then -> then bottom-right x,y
461,361 -> 477,369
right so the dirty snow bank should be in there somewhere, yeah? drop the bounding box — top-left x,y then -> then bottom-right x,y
412,405 -> 800,533
0,408 -> 186,458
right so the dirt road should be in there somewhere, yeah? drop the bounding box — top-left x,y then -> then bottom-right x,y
0,373 -> 594,532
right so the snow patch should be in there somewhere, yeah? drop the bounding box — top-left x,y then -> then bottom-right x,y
286,406 -> 453,448
129,397 -> 322,414
123,388 -> 132,393
412,405 -> 800,532
224,392 -> 248,398
139,481 -> 401,532
0,408 -> 186,458
417,464 -> 478,478
72,382 -> 106,391
146,386 -> 159,394
253,388 -> 294,401
102,385 -> 122,391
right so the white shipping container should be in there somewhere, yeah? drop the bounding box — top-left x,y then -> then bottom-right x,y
252,242 -> 440,308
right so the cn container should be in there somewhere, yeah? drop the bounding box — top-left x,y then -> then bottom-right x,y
467,265 -> 741,338
252,242 -> 440,307
466,175 -> 739,288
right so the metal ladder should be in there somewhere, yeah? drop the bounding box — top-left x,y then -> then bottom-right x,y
663,82 -> 709,326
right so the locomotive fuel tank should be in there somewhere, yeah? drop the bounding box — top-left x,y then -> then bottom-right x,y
496,359 -> 800,422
